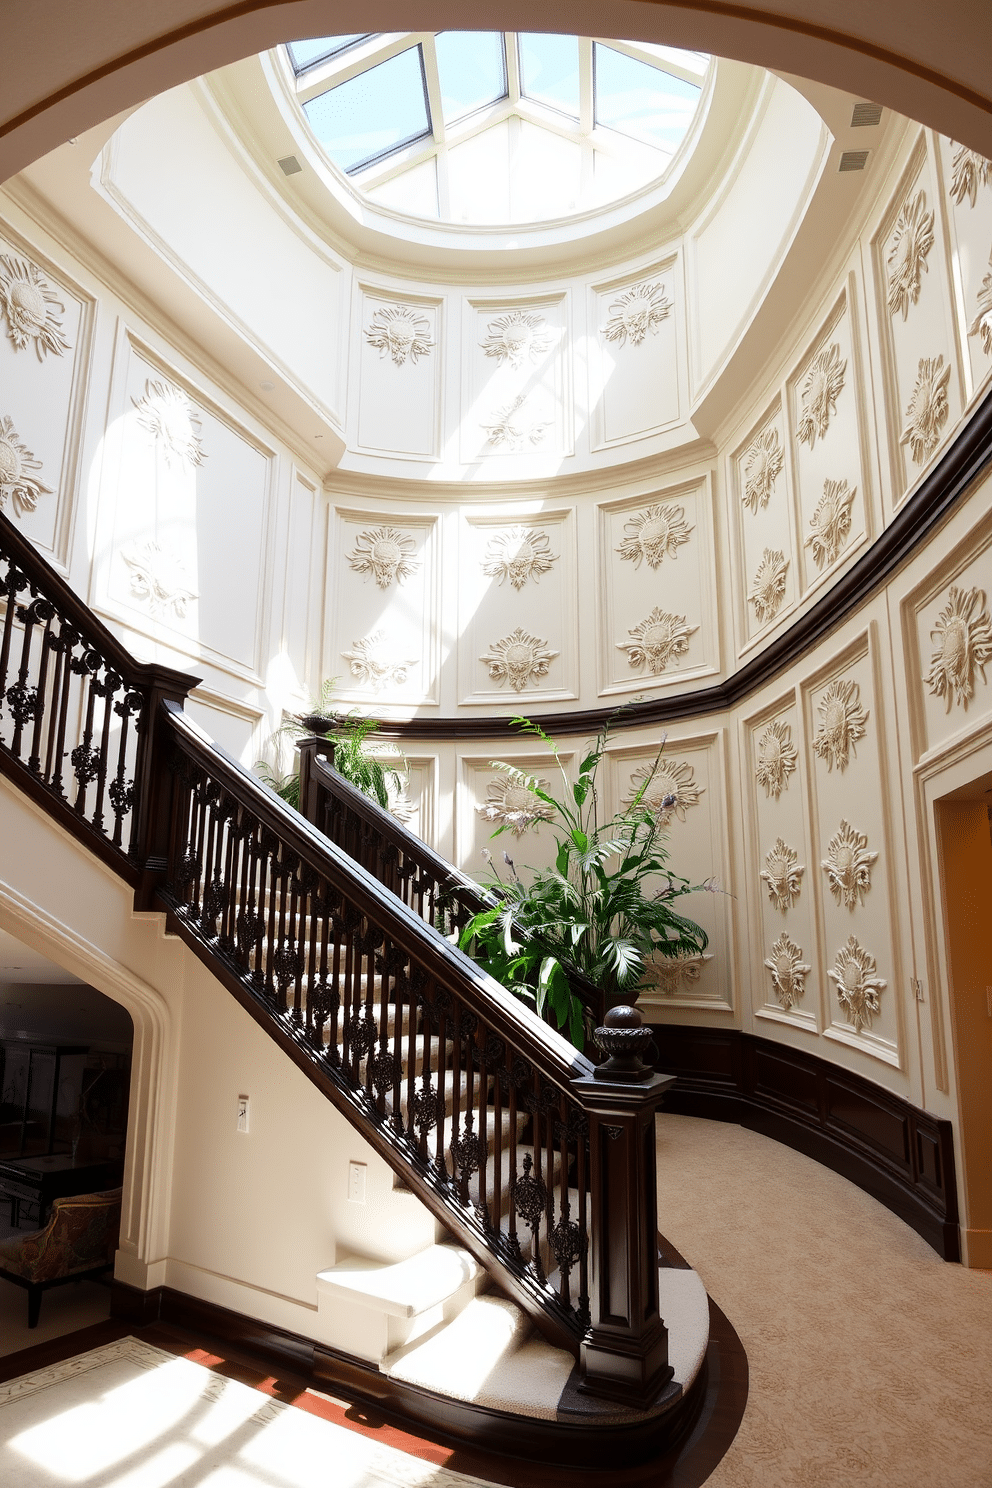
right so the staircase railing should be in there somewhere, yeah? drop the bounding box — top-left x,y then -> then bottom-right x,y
0,507 -> 679,1408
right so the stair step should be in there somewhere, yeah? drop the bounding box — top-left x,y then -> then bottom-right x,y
316,1243 -> 483,1320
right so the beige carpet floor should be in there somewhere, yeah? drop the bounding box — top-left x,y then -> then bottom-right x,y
655,1113 -> 992,1488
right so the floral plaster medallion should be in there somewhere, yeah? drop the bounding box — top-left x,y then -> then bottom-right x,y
0,254 -> 70,358
764,932 -> 811,1011
742,427 -> 784,514
480,628 -> 558,692
482,395 -> 550,451
615,503 -> 692,569
828,935 -> 886,1033
822,819 -> 878,910
968,261 -> 992,356
134,379 -> 204,468
618,608 -> 697,675
600,281 -> 671,347
364,304 -> 434,366
805,478 -> 856,570
813,678 -> 869,772
748,548 -> 790,624
949,145 -> 991,208
760,838 -> 805,910
900,354 -> 951,465
0,415 -> 51,515
478,775 -> 555,836
480,310 -> 553,368
625,756 -> 703,824
645,952 -> 713,998
342,632 -> 417,692
481,526 -> 557,590
925,585 -> 992,711
347,526 -> 419,590
886,191 -> 935,319
120,538 -> 197,620
797,343 -> 847,448
755,720 -> 798,799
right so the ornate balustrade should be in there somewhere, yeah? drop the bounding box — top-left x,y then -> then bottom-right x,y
0,510 -> 196,883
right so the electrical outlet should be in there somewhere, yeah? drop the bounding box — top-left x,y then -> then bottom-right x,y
237,1096 -> 249,1134
348,1161 -> 367,1204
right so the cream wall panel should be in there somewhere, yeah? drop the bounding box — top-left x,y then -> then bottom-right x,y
278,472 -> 322,704
328,506 -> 440,707
353,288 -> 441,459
589,257 -> 681,448
596,475 -> 718,697
0,226 -> 91,567
185,688 -> 264,764
383,753 -> 438,854
731,400 -> 799,651
936,134 -> 992,398
461,292 -> 570,465
456,749 -> 576,880
457,509 -> 577,705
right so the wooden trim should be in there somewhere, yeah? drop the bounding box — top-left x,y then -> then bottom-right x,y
651,1026 -> 960,1261
107,1280 -> 743,1471
373,389 -> 992,740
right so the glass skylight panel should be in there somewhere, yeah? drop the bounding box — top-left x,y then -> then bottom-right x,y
304,46 -> 431,174
435,32 -> 507,124
287,36 -> 370,74
594,44 -> 701,151
518,34 -> 580,119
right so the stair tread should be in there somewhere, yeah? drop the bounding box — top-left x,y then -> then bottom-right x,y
316,1243 -> 482,1319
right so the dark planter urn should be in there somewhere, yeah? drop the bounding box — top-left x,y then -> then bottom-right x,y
592,1004 -> 655,1082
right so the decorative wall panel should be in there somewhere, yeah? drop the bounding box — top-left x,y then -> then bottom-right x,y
0,231 -> 90,566
597,476 -> 717,696
732,401 -> 798,650
461,294 -> 568,464
456,750 -> 575,879
458,509 -> 576,705
936,134 -> 992,397
787,290 -> 870,594
354,288 -> 441,459
329,507 -> 439,706
589,259 -> 681,448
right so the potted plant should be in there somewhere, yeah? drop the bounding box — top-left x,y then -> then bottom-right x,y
256,680 -> 405,812
459,716 -> 714,1048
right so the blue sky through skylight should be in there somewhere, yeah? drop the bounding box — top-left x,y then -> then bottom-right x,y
594,44 -> 701,150
435,32 -> 507,125
518,34 -> 580,119
287,36 -> 368,73
304,46 -> 430,172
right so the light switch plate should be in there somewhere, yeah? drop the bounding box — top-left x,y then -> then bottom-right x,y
237,1095 -> 250,1134
348,1160 -> 367,1204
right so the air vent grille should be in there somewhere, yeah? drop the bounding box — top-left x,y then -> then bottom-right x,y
839,150 -> 870,173
851,102 -> 883,128
278,155 -> 303,176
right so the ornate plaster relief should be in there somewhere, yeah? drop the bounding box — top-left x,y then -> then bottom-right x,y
364,304 -> 434,366
600,281 -> 671,347
617,608 -> 697,675
133,379 -> 204,468
480,628 -> 558,691
480,309 -> 553,368
760,837 -> 805,910
481,395 -> 550,450
900,354 -> 951,465
764,932 -> 811,1011
645,952 -> 713,997
120,538 -> 197,620
481,526 -> 557,590
805,479 -> 855,569
828,935 -> 887,1033
346,526 -> 420,590
741,427 -> 784,514
342,632 -> 417,691
925,585 -> 992,710
949,145 -> 992,207
615,503 -> 693,569
748,548 -> 790,623
886,191 -> 935,319
968,260 -> 992,355
797,343 -> 846,448
755,720 -> 798,799
477,775 -> 555,836
822,819 -> 878,909
0,415 -> 52,515
812,678 -> 869,772
625,756 -> 703,824
0,254 -> 70,358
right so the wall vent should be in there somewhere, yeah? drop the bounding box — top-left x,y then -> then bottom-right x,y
839,150 -> 870,173
851,101 -> 883,128
278,155 -> 303,176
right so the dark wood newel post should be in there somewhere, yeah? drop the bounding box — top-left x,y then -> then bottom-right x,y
570,1005 -> 677,1409
296,734 -> 336,827
132,666 -> 200,911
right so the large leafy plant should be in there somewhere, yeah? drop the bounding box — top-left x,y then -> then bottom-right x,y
256,679 -> 404,812
459,716 -> 712,1047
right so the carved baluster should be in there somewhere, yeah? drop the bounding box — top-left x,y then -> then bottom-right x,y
87,667 -> 120,831
108,690 -> 141,848
7,594 -> 42,759
0,564 -> 29,705
432,988 -> 451,1175
575,1105 -> 591,1327
328,898 -> 343,1065
45,621 -> 79,800
68,648 -> 101,813
491,1040 -> 506,1240
23,598 -> 55,774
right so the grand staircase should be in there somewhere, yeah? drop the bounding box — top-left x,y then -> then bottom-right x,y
0,507 -> 711,1466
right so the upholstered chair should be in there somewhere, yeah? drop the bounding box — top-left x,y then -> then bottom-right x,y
0,1188 -> 122,1328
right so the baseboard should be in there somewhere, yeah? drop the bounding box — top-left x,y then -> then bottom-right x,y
652,1026 -> 960,1262
109,1279 -> 724,1468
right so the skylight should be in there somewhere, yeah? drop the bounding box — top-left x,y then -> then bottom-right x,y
285,33 -> 710,225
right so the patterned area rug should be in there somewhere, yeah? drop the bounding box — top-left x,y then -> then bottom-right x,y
0,1337 -> 499,1488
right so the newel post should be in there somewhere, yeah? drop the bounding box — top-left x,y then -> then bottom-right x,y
296,733 -> 336,827
569,1005 -> 677,1409
131,665 -> 200,910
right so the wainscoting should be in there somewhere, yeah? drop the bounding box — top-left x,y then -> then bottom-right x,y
651,1026 -> 959,1261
